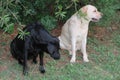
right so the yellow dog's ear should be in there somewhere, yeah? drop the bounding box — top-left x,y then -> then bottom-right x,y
80,6 -> 88,14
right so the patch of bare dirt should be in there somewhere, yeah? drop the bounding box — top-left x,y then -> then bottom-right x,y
51,26 -> 62,37
0,66 -> 7,72
89,27 -> 108,40
0,24 -> 119,72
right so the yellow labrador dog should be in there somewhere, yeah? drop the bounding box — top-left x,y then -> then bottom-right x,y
59,5 -> 102,63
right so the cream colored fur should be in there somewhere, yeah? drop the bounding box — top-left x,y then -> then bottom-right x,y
59,5 -> 102,63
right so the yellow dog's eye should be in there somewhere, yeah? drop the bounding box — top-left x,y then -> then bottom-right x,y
93,10 -> 97,12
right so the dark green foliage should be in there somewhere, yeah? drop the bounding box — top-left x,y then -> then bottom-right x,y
93,0 -> 120,26
40,15 -> 57,31
0,0 -> 120,35
18,28 -> 30,40
0,14 -> 14,33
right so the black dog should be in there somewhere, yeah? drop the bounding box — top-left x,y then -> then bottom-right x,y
10,22 -> 60,75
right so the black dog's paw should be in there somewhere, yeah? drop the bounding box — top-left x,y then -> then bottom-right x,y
23,67 -> 29,76
23,69 -> 29,76
39,66 -> 45,73
41,69 -> 45,73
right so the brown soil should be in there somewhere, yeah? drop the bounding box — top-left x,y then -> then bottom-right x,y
0,24 -> 119,72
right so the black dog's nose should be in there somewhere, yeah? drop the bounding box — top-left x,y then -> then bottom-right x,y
52,53 -> 60,60
54,56 -> 60,60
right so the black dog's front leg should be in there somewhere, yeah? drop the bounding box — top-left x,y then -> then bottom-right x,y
33,53 -> 38,64
23,39 -> 30,75
23,50 -> 28,75
33,57 -> 37,64
39,52 -> 45,73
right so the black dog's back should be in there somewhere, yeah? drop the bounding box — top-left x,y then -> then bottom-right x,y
10,22 -> 44,60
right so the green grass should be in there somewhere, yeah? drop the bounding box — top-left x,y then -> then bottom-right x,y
0,30 -> 120,80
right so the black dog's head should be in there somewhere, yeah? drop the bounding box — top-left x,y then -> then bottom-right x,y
47,37 -> 60,60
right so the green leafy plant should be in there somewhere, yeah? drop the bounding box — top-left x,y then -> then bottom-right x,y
40,15 -> 57,31
0,0 -> 120,34
0,15 -> 14,33
55,5 -> 67,20
77,10 -> 88,20
18,28 -> 30,40
72,0 -> 79,11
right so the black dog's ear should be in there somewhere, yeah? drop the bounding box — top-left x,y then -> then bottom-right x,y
47,43 -> 54,54
52,37 -> 60,49
52,37 -> 59,43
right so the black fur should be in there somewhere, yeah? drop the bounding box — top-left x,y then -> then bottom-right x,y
10,22 -> 60,75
